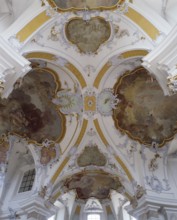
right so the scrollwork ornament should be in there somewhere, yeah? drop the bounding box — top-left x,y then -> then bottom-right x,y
97,88 -> 119,116
48,25 -> 60,41
115,1 -> 129,15
53,86 -> 83,116
145,176 -> 170,193
167,75 -> 177,94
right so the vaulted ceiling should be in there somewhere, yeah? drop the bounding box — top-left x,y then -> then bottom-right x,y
1,0 -> 177,219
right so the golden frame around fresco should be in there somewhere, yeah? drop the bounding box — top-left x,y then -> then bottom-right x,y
2,67 -> 66,146
46,0 -> 126,12
113,67 -> 177,147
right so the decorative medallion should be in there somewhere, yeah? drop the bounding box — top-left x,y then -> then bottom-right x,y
77,145 -> 107,167
83,89 -> 97,116
62,171 -> 123,200
47,0 -> 126,11
53,87 -> 117,117
113,67 -> 177,146
39,139 -> 60,165
0,68 -> 66,144
65,17 -> 111,54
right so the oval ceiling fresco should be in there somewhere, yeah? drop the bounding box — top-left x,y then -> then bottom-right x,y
48,0 -> 125,11
0,68 -> 66,144
113,67 -> 177,147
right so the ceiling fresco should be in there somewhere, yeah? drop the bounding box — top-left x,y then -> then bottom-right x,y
65,17 -> 111,54
0,68 -> 66,144
77,145 -> 107,167
50,0 -> 121,10
113,67 -> 177,146
63,171 -> 123,200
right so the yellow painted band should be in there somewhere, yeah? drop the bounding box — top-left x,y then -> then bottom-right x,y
106,206 -> 112,214
50,119 -> 87,184
17,11 -> 50,42
125,7 -> 160,40
121,50 -> 148,59
66,63 -> 87,88
52,191 -> 61,201
25,52 -> 56,60
93,119 -> 109,146
75,206 -> 81,214
94,62 -> 111,88
74,119 -> 88,146
51,157 -> 70,184
114,155 -> 133,181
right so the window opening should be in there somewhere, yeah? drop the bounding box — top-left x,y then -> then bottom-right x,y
18,169 -> 35,193
87,214 -> 100,220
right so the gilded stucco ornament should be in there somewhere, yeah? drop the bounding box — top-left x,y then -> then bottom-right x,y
53,87 -> 118,117
83,89 -> 97,117
39,139 -> 61,166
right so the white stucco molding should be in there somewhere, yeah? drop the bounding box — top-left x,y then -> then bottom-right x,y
142,24 -> 177,96
0,36 -> 31,98
126,195 -> 177,220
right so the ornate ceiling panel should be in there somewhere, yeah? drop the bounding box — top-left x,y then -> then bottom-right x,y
48,0 -> 124,11
113,67 -> 177,146
0,68 -> 66,144
65,17 -> 111,54
62,171 -> 123,200
77,145 -> 107,167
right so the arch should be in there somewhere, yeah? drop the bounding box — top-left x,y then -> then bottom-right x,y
93,49 -> 148,88
25,52 -> 87,88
